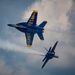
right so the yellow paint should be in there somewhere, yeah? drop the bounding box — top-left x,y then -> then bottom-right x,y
31,13 -> 35,19
27,33 -> 30,45
27,45 -> 32,48
41,40 -> 44,42
14,25 -> 26,28
28,10 -> 38,26
44,20 -> 47,22
28,21 -> 33,25
13,24 -> 16,26
28,12 -> 35,25
33,10 -> 38,12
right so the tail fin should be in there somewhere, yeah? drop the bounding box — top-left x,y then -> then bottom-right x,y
39,21 -> 47,28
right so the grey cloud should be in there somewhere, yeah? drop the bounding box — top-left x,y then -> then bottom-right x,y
22,0 -> 75,73
67,1 -> 75,47
0,49 -> 75,75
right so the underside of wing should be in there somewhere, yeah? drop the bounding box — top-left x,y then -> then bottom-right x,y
25,32 -> 34,48
27,10 -> 38,26
42,58 -> 49,68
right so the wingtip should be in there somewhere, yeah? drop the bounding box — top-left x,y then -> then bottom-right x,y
44,20 -> 47,22
33,10 -> 38,12
41,66 -> 44,69
27,45 -> 32,48
41,40 -> 44,42
57,41 -> 59,43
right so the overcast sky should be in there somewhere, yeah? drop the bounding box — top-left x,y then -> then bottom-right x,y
0,0 -> 75,75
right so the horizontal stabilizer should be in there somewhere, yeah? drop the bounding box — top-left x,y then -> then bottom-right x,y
44,47 -> 48,51
39,21 -> 47,28
37,33 -> 44,40
54,55 -> 59,58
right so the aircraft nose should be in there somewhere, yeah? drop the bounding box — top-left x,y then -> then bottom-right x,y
8,24 -> 14,27
8,24 -> 12,26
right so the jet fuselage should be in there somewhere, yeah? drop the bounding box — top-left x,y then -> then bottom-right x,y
8,10 -> 47,47
46,52 -> 55,59
42,41 -> 59,68
8,22 -> 44,33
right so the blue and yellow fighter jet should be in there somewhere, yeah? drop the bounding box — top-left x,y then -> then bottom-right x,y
42,41 -> 59,68
8,10 -> 47,48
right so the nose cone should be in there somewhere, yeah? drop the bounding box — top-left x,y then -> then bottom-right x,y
8,24 -> 14,27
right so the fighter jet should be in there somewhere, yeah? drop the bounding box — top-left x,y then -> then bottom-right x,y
8,10 -> 47,48
42,41 -> 59,68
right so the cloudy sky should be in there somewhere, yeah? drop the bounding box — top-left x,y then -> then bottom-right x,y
0,0 -> 75,75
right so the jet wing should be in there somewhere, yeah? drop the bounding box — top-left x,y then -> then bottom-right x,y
51,41 -> 58,52
25,32 -> 34,48
8,24 -> 27,28
27,10 -> 38,26
42,58 -> 49,68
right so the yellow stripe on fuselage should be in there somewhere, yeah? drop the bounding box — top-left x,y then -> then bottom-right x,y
13,24 -> 26,28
